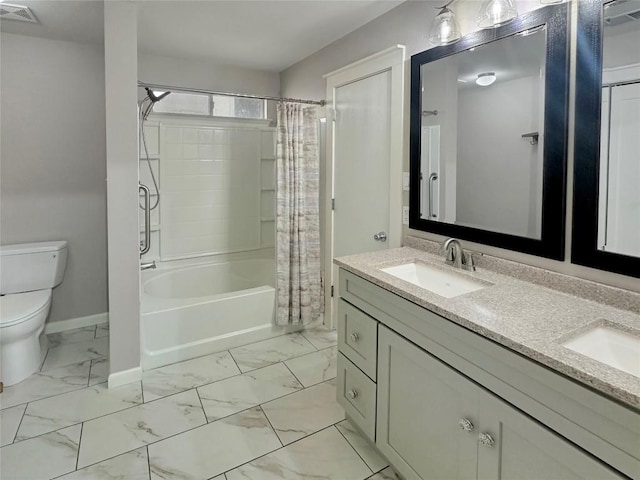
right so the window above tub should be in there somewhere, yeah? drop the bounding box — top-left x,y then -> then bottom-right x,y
152,91 -> 266,120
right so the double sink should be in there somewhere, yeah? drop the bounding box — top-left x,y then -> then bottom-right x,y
380,260 -> 640,379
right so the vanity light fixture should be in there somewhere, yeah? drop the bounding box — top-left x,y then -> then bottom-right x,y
476,72 -> 497,86
476,0 -> 518,28
429,0 -> 462,46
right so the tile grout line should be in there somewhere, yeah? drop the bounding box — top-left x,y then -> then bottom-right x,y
0,360 -> 95,412
194,385 -> 210,424
258,404 -> 283,448
47,445 -> 149,480
334,420 -> 375,475
10,403 -> 29,445
75,422 -> 84,471
147,445 -> 152,480
40,354 -> 108,376
87,360 -> 95,388
221,423 -> 344,478
281,361 -> 306,389
5,383 -> 151,445
38,344 -> 51,372
225,349 -> 243,376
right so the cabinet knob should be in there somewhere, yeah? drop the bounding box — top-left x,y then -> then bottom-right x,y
347,389 -> 358,400
458,418 -> 474,432
478,433 -> 495,447
349,332 -> 359,343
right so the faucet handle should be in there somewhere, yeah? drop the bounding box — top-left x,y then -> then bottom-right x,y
462,251 -> 481,271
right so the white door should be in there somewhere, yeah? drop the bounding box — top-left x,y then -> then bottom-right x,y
324,46 -> 405,328
334,71 -> 391,257
604,82 -> 640,257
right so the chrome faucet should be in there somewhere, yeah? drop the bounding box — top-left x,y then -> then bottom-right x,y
141,261 -> 156,271
443,238 -> 477,271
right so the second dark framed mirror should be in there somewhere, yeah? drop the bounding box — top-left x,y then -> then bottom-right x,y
572,0 -> 640,278
409,4 -> 570,260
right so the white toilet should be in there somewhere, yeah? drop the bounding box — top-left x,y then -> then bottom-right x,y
1,241 -> 68,386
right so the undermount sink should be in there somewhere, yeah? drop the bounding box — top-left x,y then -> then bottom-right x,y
380,262 -> 489,298
562,325 -> 640,378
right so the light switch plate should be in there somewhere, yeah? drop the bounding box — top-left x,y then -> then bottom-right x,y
403,206 -> 409,225
403,172 -> 410,191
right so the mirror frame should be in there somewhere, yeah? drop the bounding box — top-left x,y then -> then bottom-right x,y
572,0 -> 640,278
409,4 -> 570,260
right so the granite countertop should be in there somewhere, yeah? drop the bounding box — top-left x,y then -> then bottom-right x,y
335,247 -> 640,410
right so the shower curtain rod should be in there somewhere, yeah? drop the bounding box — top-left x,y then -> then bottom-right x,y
138,82 -> 326,106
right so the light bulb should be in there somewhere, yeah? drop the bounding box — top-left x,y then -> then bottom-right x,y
429,6 -> 462,46
476,0 -> 518,28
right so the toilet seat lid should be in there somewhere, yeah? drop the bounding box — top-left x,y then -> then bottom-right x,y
0,289 -> 51,327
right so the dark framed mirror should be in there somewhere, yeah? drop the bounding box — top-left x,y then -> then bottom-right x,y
409,4 -> 570,260
572,0 -> 640,278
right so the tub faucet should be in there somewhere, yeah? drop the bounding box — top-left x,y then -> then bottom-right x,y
443,238 -> 476,271
141,261 -> 156,271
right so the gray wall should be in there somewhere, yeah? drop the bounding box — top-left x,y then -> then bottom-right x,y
280,0 -> 640,293
456,75 -> 542,239
104,1 -> 141,377
138,52 -> 280,97
0,32 -> 108,324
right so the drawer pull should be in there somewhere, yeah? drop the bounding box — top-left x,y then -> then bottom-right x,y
458,418 -> 474,432
347,389 -> 359,400
349,332 -> 360,343
479,433 -> 495,447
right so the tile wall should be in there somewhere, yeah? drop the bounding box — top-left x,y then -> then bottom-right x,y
139,118 -> 275,261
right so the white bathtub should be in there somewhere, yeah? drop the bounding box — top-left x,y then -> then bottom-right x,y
141,258 -> 289,369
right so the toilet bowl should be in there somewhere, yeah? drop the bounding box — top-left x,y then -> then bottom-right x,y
0,241 -> 67,386
0,290 -> 52,385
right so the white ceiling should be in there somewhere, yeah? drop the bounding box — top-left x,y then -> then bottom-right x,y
0,1 -> 104,45
136,1 -> 403,71
1,0 -> 404,72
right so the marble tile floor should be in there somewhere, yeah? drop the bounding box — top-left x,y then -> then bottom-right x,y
1,325 -> 399,480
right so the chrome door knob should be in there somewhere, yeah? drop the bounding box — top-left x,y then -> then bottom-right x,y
479,433 -> 495,447
349,332 -> 359,343
347,389 -> 358,400
458,418 -> 474,432
373,232 -> 387,242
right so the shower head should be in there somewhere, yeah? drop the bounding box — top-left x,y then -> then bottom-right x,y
145,87 -> 170,103
140,88 -> 171,121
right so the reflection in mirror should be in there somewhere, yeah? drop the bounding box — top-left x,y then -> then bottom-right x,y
419,27 -> 547,240
597,0 -> 640,258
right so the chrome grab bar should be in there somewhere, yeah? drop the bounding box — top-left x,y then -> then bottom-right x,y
428,173 -> 438,219
139,183 -> 151,256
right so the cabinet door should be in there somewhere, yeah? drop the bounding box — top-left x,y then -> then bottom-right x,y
377,326 -> 478,480
477,390 -> 625,480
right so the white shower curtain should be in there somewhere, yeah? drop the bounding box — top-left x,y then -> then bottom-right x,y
275,102 -> 323,326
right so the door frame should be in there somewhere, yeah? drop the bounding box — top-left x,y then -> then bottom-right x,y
323,45 -> 405,329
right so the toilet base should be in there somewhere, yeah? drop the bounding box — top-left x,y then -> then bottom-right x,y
1,326 -> 45,386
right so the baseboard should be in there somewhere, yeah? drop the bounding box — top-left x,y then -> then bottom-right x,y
45,312 -> 109,334
108,366 -> 142,389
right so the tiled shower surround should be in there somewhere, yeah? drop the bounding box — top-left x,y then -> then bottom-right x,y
0,326 -> 397,480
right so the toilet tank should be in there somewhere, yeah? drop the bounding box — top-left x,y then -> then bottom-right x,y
0,241 -> 68,295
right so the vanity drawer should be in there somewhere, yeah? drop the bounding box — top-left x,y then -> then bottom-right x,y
337,352 -> 377,441
338,299 -> 378,380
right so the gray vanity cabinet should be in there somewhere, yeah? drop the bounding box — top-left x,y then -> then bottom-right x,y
376,325 -> 478,480
476,390 -> 622,480
376,325 -> 624,480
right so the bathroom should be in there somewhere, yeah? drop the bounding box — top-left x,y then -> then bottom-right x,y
0,0 -> 639,479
